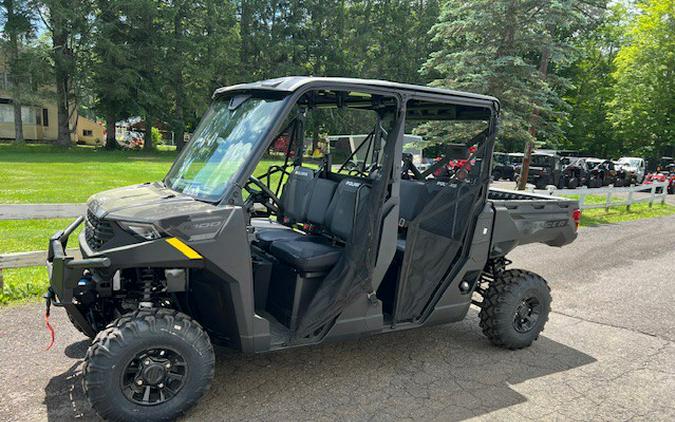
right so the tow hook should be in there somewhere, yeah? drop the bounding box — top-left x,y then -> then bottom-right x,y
43,288 -> 58,350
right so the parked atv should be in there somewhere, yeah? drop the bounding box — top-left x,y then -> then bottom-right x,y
643,164 -> 675,194
587,159 -> 620,188
521,153 -> 564,189
562,157 -> 590,189
45,77 -> 579,421
492,152 -> 517,181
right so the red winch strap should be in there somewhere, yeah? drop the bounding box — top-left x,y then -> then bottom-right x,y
45,312 -> 55,351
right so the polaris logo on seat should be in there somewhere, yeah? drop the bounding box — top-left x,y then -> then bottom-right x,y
345,180 -> 361,188
297,170 -> 312,177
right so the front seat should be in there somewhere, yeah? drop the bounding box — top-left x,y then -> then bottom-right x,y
254,167 -> 315,249
270,178 -> 370,272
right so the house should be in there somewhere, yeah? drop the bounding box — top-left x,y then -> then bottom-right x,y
0,61 -> 104,145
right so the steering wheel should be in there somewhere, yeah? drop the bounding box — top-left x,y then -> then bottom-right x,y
243,176 -> 282,215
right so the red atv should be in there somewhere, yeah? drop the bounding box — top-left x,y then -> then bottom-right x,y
643,164 -> 675,194
432,145 -> 477,181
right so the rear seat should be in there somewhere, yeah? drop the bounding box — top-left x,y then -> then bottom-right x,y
269,178 -> 370,272
396,179 -> 447,252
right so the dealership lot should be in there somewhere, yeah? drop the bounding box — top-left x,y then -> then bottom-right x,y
1,215 -> 673,421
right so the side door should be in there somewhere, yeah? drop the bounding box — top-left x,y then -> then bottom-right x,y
392,98 -> 497,324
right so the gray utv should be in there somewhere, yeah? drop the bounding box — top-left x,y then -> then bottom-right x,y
45,77 -> 579,421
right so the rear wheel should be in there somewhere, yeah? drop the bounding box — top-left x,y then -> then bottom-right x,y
535,179 -> 547,190
567,177 -> 579,189
478,269 -> 551,350
83,308 -> 215,422
589,177 -> 601,188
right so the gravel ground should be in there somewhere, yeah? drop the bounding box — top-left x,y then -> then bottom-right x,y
0,215 -> 673,421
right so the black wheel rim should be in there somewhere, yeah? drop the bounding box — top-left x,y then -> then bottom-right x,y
121,348 -> 188,406
512,297 -> 542,333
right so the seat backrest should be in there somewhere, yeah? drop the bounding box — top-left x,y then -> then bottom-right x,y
280,166 -> 315,223
398,179 -> 446,226
306,178 -> 338,226
325,178 -> 371,242
399,180 -> 428,224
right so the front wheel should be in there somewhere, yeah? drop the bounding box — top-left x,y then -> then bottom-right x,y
83,308 -> 215,422
567,177 -> 579,189
65,306 -> 97,339
478,269 -> 551,350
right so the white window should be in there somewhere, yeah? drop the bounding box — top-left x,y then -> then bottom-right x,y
0,104 -> 13,123
21,106 -> 36,124
0,104 -> 38,124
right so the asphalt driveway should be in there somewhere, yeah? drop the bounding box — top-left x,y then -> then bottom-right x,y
1,215 -> 673,421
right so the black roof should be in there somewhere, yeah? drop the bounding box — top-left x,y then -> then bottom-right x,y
212,76 -> 500,111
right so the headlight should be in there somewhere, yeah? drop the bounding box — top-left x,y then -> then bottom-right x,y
118,222 -> 163,240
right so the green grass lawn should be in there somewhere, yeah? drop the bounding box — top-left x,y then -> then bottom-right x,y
0,144 -> 295,204
0,219 -> 82,305
560,194 -> 675,226
579,202 -> 675,226
0,144 -> 177,204
0,218 -> 81,254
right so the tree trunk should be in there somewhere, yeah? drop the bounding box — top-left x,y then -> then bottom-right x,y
144,115 -> 153,151
13,97 -> 25,144
517,47 -> 550,191
105,113 -> 117,149
240,0 -> 252,74
173,5 -> 186,152
12,99 -> 24,144
51,10 -> 73,147
311,124 -> 320,156
174,124 -> 185,151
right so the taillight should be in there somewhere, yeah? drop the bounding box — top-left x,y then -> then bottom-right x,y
572,208 -> 581,230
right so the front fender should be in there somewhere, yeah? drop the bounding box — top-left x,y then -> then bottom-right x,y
79,231 -> 206,276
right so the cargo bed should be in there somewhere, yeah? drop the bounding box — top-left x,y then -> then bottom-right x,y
487,188 -> 579,258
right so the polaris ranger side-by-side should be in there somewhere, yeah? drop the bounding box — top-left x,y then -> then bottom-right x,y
45,77 -> 580,421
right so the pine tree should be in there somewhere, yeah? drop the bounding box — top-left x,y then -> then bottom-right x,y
92,0 -> 139,149
422,0 -> 602,189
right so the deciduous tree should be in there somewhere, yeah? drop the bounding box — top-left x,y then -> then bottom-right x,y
608,0 -> 675,158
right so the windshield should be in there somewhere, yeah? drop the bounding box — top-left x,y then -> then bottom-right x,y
531,155 -> 551,167
586,160 -> 601,170
165,95 -> 285,202
618,158 -> 640,167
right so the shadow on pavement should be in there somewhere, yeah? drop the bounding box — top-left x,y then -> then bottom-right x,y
44,361 -> 94,421
64,339 -> 89,359
44,314 -> 595,421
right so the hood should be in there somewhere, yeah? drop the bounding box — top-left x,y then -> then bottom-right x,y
88,182 -> 219,223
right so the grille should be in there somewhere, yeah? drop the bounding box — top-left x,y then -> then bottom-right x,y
85,209 -> 114,250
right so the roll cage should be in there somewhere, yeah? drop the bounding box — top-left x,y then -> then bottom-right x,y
218,77 -> 500,337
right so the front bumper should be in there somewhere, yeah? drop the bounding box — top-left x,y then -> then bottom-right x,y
47,216 -> 206,306
47,216 -> 111,305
